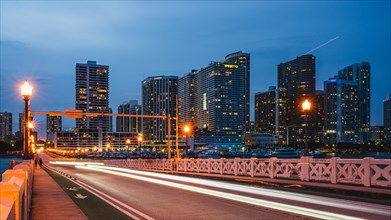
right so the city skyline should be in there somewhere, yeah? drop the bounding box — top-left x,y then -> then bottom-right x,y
1,1 -> 390,138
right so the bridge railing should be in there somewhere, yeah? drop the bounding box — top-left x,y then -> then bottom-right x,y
103,157 -> 391,188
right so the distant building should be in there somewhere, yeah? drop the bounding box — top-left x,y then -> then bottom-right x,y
179,60 -> 246,145
315,90 -> 325,143
46,115 -> 62,135
242,132 -> 277,148
278,55 -> 316,146
142,76 -> 178,142
0,112 -> 12,143
18,113 -> 24,138
324,78 -> 359,143
384,94 -> 391,142
337,62 -> 370,143
116,100 -> 142,133
75,61 -> 111,132
225,51 -> 250,132
371,126 -> 385,143
254,86 -> 286,144
178,70 -> 197,128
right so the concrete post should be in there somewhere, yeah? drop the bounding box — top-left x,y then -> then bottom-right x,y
330,157 -> 339,184
234,158 -> 239,176
0,197 -> 15,220
363,157 -> 373,187
269,157 -> 276,179
207,158 -> 211,174
220,158 -> 224,175
0,176 -> 24,220
2,169 -> 29,220
250,158 -> 256,177
299,156 -> 311,181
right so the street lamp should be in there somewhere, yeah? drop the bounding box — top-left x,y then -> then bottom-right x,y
106,143 -> 111,152
302,99 -> 311,156
126,139 -> 131,152
137,135 -> 143,153
183,125 -> 191,154
21,81 -> 33,159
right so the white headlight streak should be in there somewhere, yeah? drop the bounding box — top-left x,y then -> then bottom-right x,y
76,165 -> 364,220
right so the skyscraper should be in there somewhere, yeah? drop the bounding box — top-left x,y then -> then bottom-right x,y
254,86 -> 286,143
384,94 -> 391,142
46,115 -> 62,134
315,90 -> 325,143
178,70 -> 196,128
0,112 -> 12,143
225,51 -> 250,132
179,61 -> 246,144
142,76 -> 178,142
324,78 -> 359,143
116,100 -> 142,133
278,55 -> 316,145
338,62 -> 370,143
75,61 -> 111,132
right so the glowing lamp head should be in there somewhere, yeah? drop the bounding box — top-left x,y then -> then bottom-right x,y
21,81 -> 33,97
28,121 -> 34,129
106,143 -> 111,148
184,125 -> 190,133
126,139 -> 131,144
137,136 -> 143,142
302,99 -> 311,111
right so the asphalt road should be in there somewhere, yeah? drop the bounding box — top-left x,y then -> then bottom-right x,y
40,153 -> 391,220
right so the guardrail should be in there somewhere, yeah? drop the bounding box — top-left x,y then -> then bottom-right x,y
0,159 -> 34,220
104,157 -> 391,188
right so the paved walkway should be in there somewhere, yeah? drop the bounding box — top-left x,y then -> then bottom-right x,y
31,162 -> 88,220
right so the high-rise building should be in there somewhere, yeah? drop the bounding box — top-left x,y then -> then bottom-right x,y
384,94 -> 391,142
324,78 -> 359,143
116,100 -> 142,133
18,113 -> 24,135
0,112 -> 12,143
178,70 -> 196,127
179,61 -> 246,144
225,51 -> 250,132
75,61 -> 111,132
254,86 -> 286,144
371,126 -> 385,143
337,62 -> 370,143
46,115 -> 62,134
315,90 -> 325,143
278,55 -> 316,145
142,76 -> 178,142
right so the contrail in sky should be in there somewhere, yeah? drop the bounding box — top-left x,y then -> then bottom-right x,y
305,36 -> 340,54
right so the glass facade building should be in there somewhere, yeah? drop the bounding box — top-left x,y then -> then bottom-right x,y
0,112 -> 12,143
116,100 -> 142,133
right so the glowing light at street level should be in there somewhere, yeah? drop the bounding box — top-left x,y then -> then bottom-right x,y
85,165 -> 389,216
50,161 -> 104,166
76,165 -> 365,220
184,125 -> 190,133
126,139 -> 131,144
21,80 -> 33,96
137,136 -> 143,142
28,121 -> 34,129
302,99 -> 311,111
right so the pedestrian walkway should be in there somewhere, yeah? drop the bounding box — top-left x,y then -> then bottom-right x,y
31,162 -> 88,220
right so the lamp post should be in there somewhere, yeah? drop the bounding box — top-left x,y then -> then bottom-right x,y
183,125 -> 190,154
137,135 -> 143,153
126,139 -> 131,152
21,81 -> 33,159
302,99 -> 311,156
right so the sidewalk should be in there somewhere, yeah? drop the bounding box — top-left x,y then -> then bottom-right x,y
31,164 -> 88,220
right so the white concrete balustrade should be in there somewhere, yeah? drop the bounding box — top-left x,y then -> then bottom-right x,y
0,160 -> 34,220
104,157 -> 391,187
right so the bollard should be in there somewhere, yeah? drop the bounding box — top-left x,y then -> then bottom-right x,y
0,197 -> 15,220
0,176 -> 24,220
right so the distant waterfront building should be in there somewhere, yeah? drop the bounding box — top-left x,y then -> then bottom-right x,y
46,115 -> 62,134
178,70 -> 196,127
337,62 -> 370,143
384,94 -> 391,142
18,113 -> 24,139
0,112 -> 12,143
142,76 -> 178,142
75,61 -> 111,132
324,78 -> 359,143
179,61 -> 245,145
315,90 -> 325,143
371,126 -> 385,143
278,54 -> 316,146
225,51 -> 251,132
254,86 -> 286,144
116,100 -> 142,133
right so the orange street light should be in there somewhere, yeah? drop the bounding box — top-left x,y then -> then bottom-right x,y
302,99 -> 311,156
183,125 -> 191,154
137,135 -> 143,142
28,121 -> 34,129
126,139 -> 131,144
21,81 -> 33,97
21,80 -> 33,159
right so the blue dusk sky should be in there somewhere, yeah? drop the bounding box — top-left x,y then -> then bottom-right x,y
1,1 -> 390,139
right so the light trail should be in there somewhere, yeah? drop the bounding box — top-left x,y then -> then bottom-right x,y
49,161 -> 104,166
305,36 -> 340,54
76,165 -> 363,220
85,165 -> 390,216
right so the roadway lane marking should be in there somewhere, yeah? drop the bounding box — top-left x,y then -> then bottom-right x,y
45,165 -> 155,220
76,165 -> 364,220
87,165 -> 391,217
